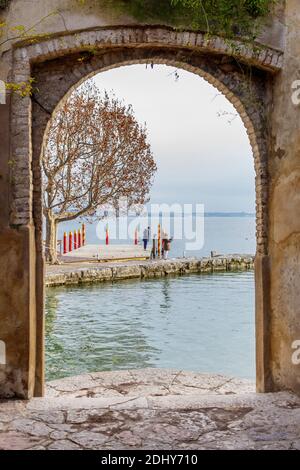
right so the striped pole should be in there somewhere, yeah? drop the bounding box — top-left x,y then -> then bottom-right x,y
69,232 -> 73,252
134,228 -> 138,245
63,232 -> 67,254
106,225 -> 109,246
74,230 -> 77,250
82,223 -> 86,246
78,229 -> 82,248
158,224 -> 161,258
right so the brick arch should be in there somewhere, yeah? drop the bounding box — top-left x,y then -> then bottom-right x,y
32,49 -> 270,257
7,26 -> 281,397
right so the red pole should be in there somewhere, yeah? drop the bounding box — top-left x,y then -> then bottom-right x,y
82,223 -> 86,246
69,232 -> 73,252
106,225 -> 109,246
158,224 -> 161,258
74,230 -> 77,250
134,228 -> 138,245
63,232 -> 67,254
78,229 -> 82,248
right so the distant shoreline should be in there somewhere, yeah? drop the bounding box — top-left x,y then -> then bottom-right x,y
56,212 -> 255,219
142,212 -> 255,218
135,212 -> 255,218
204,212 -> 255,217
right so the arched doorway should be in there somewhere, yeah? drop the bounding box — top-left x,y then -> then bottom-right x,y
7,27 -> 281,397
44,63 -> 256,383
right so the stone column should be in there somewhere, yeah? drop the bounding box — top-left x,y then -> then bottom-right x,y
0,91 -> 39,398
268,0 -> 300,394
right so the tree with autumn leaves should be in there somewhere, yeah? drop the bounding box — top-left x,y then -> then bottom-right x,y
42,82 -> 157,264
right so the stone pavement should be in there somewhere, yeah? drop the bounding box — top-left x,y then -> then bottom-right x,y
61,244 -> 151,262
0,369 -> 299,450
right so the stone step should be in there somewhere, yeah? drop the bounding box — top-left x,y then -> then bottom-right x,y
27,390 -> 296,413
1,370 -> 299,451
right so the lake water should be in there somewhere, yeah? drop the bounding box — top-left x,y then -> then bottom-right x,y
57,215 -> 256,258
45,271 -> 255,382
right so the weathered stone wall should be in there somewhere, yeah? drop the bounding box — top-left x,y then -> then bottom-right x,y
267,0 -> 300,393
0,0 -> 286,58
0,0 -> 300,398
45,257 -> 255,287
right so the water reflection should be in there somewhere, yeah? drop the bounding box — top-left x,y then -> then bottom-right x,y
45,272 -> 255,381
160,279 -> 172,312
46,281 -> 160,380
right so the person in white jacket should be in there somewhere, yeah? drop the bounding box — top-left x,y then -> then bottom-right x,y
163,234 -> 172,260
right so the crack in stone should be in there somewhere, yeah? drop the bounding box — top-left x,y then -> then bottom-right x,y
107,396 -> 145,409
1,371 -> 299,450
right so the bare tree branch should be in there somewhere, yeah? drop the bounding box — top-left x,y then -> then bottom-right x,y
42,81 -> 157,263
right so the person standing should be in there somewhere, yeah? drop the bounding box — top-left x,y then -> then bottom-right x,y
143,226 -> 151,250
162,230 -> 168,258
163,235 -> 172,260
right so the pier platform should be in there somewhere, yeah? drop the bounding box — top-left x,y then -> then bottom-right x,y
61,244 -> 151,263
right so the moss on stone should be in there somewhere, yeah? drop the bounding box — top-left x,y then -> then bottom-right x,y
97,0 -> 278,38
0,0 -> 10,9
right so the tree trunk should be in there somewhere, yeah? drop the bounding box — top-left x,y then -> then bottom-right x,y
45,212 -> 58,264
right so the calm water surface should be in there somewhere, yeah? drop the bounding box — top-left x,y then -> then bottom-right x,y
46,271 -> 255,381
57,216 -> 256,258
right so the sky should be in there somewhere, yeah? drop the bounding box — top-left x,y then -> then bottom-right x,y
93,64 -> 255,213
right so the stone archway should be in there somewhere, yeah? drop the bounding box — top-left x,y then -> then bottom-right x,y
5,26 -> 282,398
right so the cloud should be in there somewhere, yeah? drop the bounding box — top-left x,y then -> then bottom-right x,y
94,64 -> 255,212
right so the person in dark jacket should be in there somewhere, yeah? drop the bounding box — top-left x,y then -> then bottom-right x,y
143,226 -> 151,250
